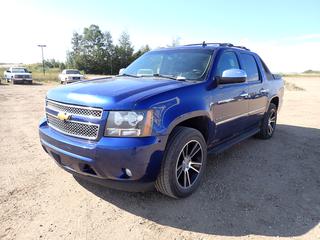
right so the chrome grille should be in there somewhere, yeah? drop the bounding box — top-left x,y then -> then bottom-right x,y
15,75 -> 30,78
47,113 -> 99,140
46,100 -> 102,119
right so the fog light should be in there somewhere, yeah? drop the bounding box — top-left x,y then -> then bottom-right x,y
125,168 -> 132,177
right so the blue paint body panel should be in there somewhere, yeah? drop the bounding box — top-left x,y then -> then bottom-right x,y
39,44 -> 284,191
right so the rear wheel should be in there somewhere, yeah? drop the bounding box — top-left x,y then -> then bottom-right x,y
155,126 -> 207,198
256,103 -> 277,139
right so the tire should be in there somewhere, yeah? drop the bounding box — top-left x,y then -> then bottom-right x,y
60,81 -> 63,84
155,126 -> 207,198
255,103 -> 277,139
12,79 -> 16,85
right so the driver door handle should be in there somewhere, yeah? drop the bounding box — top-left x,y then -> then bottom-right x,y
260,89 -> 269,94
239,92 -> 249,98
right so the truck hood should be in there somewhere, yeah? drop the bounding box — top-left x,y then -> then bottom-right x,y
46,77 -> 187,110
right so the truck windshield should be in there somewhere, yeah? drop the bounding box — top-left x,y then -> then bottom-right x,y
123,49 -> 212,81
66,70 -> 80,74
12,68 -> 28,73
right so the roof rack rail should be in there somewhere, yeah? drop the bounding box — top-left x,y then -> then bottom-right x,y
232,45 -> 250,51
184,42 -> 250,51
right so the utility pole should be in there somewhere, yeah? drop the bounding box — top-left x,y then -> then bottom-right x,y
37,44 -> 47,75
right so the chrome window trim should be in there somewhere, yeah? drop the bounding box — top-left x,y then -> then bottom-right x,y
248,107 -> 266,115
216,107 -> 266,125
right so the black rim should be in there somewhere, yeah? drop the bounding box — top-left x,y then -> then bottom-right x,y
175,140 -> 203,189
267,110 -> 276,135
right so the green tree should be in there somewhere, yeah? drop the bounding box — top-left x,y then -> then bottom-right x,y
132,44 -> 150,61
113,31 -> 134,73
67,25 -> 149,75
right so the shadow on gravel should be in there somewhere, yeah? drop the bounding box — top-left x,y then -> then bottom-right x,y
75,124 -> 320,237
30,82 -> 44,86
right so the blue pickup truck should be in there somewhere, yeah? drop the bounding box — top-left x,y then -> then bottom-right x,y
39,43 -> 284,198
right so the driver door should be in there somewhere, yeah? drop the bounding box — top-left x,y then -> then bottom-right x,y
211,51 -> 249,143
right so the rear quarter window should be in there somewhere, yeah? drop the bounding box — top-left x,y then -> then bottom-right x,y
260,58 -> 274,80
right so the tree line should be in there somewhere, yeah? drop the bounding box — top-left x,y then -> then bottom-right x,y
66,24 -> 150,75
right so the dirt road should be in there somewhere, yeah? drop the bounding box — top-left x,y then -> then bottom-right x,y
0,78 -> 319,240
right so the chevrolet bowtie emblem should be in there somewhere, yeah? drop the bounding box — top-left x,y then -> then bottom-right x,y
57,112 -> 71,121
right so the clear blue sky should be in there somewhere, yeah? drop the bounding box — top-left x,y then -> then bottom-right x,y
1,0 -> 320,72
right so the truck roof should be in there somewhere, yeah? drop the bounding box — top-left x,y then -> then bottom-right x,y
155,42 -> 251,52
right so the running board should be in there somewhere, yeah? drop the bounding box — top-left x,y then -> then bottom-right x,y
208,128 -> 260,155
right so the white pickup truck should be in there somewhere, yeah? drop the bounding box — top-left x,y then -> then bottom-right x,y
59,69 -> 84,84
3,67 -> 33,84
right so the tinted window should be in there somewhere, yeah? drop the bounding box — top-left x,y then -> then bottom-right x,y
240,54 -> 260,82
12,68 -> 28,73
66,70 -> 80,74
260,58 -> 274,80
124,50 -> 212,81
216,51 -> 239,76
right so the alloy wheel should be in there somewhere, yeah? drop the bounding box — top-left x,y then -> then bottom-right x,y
175,140 -> 203,189
268,110 -> 276,135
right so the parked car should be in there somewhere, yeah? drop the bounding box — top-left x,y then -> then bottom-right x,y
39,43 -> 284,198
4,67 -> 32,84
59,69 -> 84,84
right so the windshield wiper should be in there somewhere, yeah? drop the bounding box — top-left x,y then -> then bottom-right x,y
117,73 -> 140,78
153,73 -> 186,81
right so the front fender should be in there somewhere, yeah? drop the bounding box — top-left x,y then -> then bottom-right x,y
165,110 -> 212,135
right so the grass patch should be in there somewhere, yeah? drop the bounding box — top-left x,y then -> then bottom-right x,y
26,64 -> 60,83
281,73 -> 320,77
31,68 -> 60,83
0,66 -> 60,83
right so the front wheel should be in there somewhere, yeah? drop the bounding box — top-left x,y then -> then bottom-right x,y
256,103 -> 277,139
155,126 -> 207,198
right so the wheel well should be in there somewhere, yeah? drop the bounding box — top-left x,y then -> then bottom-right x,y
270,96 -> 279,109
175,116 -> 210,143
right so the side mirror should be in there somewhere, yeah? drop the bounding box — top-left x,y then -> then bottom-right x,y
29,71 -> 32,73
119,68 -> 125,75
217,69 -> 247,84
6,70 -> 11,73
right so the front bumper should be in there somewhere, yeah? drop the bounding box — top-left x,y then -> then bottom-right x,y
12,78 -> 32,82
66,79 -> 83,84
39,118 -> 166,192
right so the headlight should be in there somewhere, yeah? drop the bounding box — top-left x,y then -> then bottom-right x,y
105,110 -> 153,137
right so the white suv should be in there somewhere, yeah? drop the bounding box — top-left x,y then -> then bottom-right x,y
4,67 -> 32,84
59,69 -> 84,84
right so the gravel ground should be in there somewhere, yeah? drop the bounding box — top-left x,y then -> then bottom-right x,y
0,78 -> 319,240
